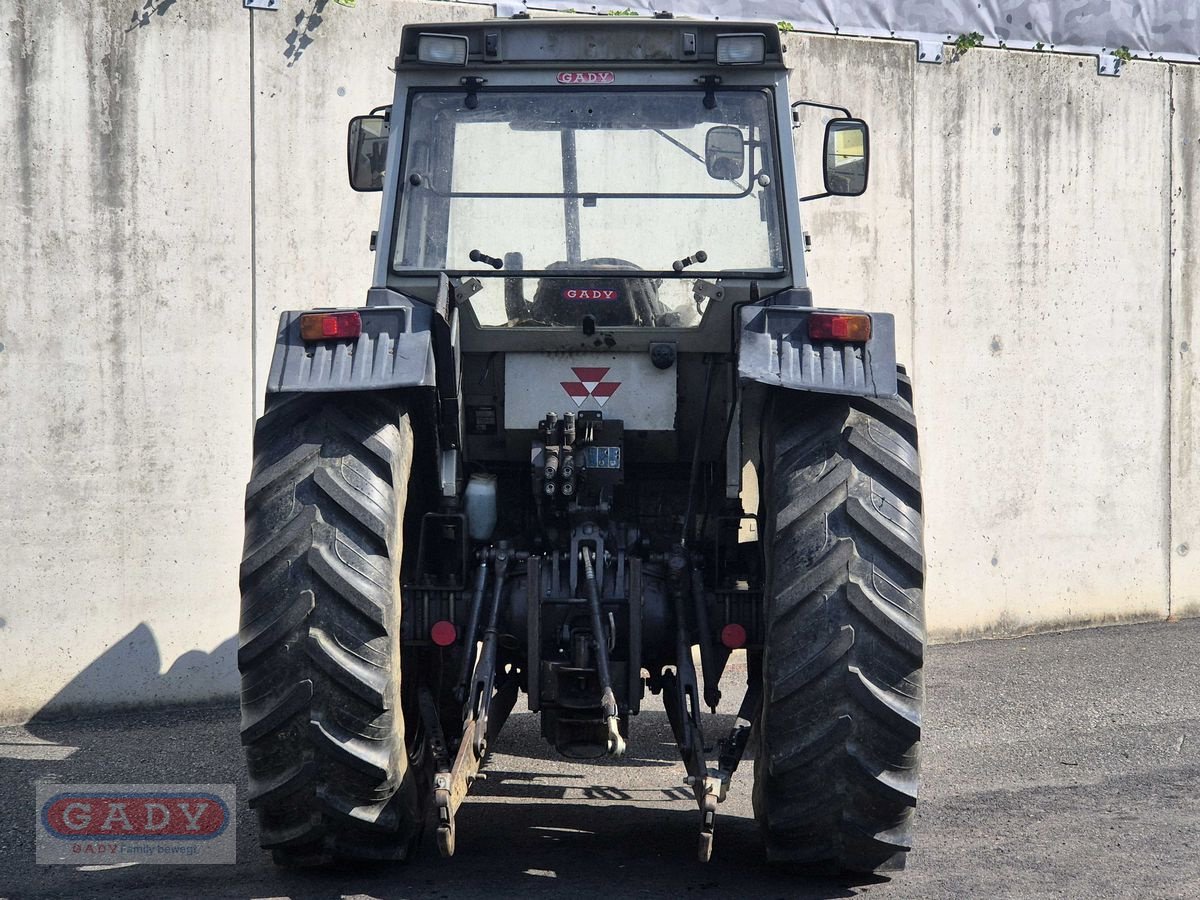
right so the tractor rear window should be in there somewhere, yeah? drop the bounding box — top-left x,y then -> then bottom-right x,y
391,88 -> 785,327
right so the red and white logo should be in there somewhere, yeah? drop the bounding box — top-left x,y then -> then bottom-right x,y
42,793 -> 229,839
505,353 -> 673,431
557,71 -> 615,85
35,782 -> 237,866
562,288 -> 619,301
561,367 -> 621,407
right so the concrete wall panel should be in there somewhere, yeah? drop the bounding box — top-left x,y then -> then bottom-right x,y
250,0 -> 489,405
785,34 -> 917,368
0,0 -> 251,720
1171,64 -> 1200,620
913,50 -> 1173,638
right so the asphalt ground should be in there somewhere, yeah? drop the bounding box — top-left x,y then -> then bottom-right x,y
2,619 -> 1198,900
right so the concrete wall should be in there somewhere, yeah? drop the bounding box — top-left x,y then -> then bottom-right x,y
910,49 -> 1174,638
250,0 -> 488,404
0,0 -> 253,720
795,35 -> 1186,638
0,1 -> 1195,720
1171,64 -> 1200,621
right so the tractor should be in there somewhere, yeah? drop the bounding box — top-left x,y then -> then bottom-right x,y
238,15 -> 925,873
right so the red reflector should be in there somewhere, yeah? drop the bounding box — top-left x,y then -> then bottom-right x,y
720,623 -> 748,649
808,312 -> 871,342
430,620 -> 458,647
299,311 -> 362,341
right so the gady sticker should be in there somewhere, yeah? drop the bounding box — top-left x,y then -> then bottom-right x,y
562,288 -> 619,302
557,71 -> 615,84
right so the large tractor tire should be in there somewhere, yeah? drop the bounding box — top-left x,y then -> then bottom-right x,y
238,393 -> 427,865
752,369 -> 925,872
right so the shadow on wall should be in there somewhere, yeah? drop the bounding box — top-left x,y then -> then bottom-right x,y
126,0 -> 179,32
285,0 -> 329,67
24,622 -> 237,727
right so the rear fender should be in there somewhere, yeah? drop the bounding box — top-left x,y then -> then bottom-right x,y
265,288 -> 439,393
738,302 -> 898,399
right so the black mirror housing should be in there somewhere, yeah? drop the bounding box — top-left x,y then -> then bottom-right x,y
822,118 -> 869,197
348,114 -> 390,192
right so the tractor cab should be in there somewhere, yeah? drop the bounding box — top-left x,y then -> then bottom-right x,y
349,18 -> 865,336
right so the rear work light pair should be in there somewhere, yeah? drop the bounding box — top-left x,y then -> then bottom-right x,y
413,31 -> 767,67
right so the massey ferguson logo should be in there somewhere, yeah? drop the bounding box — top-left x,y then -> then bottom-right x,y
562,288 -> 619,301
561,366 -> 621,407
41,792 -> 229,840
556,71 -> 615,85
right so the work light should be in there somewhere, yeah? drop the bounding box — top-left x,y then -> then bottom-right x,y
417,33 -> 469,66
715,33 -> 766,65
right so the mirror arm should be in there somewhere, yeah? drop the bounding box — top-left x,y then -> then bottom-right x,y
799,191 -> 831,203
791,98 -> 852,118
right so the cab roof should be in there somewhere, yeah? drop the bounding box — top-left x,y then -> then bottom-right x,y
396,17 -> 785,69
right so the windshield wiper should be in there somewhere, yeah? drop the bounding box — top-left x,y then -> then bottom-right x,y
651,129 -> 747,193
469,248 -> 504,269
653,129 -> 704,165
672,250 -> 708,272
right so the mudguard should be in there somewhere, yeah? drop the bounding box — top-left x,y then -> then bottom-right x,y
265,289 -> 438,393
738,302 -> 898,398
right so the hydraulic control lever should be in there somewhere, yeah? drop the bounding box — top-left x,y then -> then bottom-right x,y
468,248 -> 504,269
672,249 -> 708,272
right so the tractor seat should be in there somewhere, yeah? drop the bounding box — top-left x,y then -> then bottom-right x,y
530,259 -> 667,327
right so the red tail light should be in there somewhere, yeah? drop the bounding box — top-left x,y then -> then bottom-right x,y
808,312 -> 871,342
299,311 -> 362,341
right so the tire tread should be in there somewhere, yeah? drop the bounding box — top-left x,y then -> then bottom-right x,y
238,394 -> 425,865
753,374 -> 926,873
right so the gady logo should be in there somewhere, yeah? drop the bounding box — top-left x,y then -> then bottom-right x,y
556,71 -> 615,84
41,792 -> 229,840
562,288 -> 619,301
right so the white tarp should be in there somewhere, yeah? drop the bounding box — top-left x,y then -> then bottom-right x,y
495,0 -> 1200,64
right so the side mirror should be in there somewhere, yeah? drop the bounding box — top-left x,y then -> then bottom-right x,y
347,114 -> 389,192
704,125 -> 745,181
823,118 -> 869,197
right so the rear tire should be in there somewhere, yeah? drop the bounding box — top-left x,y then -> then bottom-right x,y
238,393 -> 426,865
752,370 -> 925,872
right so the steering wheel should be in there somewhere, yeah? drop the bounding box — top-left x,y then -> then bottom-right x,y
573,259 -> 662,325
573,257 -> 643,270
